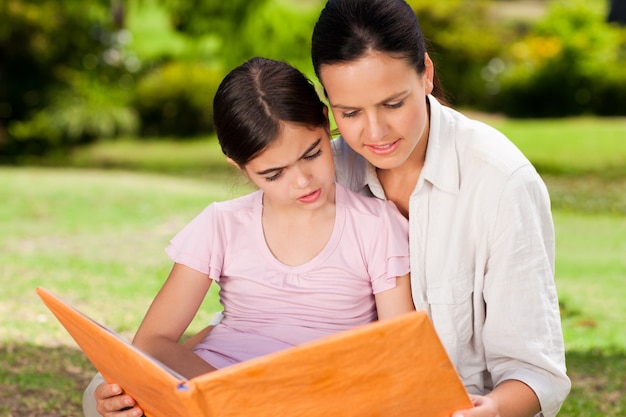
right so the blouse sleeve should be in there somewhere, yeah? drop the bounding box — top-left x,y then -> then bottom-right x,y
483,166 -> 570,417
165,204 -> 224,281
367,200 -> 411,294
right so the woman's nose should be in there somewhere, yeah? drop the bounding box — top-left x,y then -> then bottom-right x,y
365,112 -> 388,142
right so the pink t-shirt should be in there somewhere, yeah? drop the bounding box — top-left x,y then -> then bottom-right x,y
165,183 -> 409,368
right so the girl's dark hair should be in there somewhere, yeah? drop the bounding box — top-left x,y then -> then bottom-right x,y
213,57 -> 327,167
311,0 -> 446,101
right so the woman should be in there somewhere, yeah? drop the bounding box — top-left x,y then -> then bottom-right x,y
88,1 -> 570,416
311,1 -> 570,417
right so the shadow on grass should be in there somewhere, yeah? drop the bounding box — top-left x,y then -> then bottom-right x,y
1,344 -> 624,417
0,344 -> 95,417
560,349 -> 626,417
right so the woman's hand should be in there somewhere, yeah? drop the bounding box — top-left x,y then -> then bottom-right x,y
453,394 -> 499,417
452,380 -> 540,417
94,382 -> 144,417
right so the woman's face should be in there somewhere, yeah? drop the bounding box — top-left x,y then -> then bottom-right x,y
319,51 -> 434,171
241,122 -> 336,212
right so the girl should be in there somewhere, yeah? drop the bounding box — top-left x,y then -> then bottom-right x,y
85,57 -> 414,416
311,1 -> 570,417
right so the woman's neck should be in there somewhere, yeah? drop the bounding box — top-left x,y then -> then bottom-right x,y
376,130 -> 428,218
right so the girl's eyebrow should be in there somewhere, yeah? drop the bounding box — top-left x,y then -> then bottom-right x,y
255,138 -> 322,176
331,90 -> 409,109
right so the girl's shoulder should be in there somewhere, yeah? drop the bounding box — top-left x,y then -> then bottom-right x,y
210,190 -> 262,213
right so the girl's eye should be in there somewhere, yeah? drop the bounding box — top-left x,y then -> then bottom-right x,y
341,110 -> 359,119
303,149 -> 322,161
266,171 -> 283,182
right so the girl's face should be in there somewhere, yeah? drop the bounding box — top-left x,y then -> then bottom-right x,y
241,122 -> 335,212
319,51 -> 434,171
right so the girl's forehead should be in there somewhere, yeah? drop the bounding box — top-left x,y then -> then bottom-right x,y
253,124 -> 327,161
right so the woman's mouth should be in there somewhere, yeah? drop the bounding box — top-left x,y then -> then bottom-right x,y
367,139 -> 400,155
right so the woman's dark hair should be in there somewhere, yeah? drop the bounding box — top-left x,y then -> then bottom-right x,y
213,57 -> 327,167
311,0 -> 446,100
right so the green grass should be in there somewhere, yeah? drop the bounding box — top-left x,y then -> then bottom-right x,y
554,211 -> 626,351
0,167 -> 249,345
494,117 -> 626,179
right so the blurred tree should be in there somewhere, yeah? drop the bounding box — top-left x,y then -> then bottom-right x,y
162,0 -> 267,69
0,0 -> 137,160
492,0 -> 626,117
405,0 -> 507,107
161,0 -> 320,72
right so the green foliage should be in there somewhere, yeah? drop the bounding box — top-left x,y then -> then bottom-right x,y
161,0 -> 319,73
134,61 -> 224,137
7,74 -> 138,160
0,0 -> 138,160
490,1 -> 626,117
236,1 -> 322,74
407,0 -> 507,107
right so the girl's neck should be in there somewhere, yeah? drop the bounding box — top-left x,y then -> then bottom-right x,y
261,185 -> 337,266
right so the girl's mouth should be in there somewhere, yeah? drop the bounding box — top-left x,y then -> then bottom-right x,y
298,189 -> 322,204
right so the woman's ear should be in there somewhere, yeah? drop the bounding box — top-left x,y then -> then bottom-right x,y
423,52 -> 435,95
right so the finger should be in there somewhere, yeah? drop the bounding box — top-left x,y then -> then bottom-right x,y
117,405 -> 145,417
98,394 -> 138,414
94,382 -> 123,400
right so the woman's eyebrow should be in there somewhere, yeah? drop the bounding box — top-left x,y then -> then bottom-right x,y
255,138 -> 322,176
331,90 -> 409,109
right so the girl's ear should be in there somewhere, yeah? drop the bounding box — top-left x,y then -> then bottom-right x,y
226,157 -> 240,169
226,156 -> 251,179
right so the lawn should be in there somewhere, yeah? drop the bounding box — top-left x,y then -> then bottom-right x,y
1,116 -> 625,416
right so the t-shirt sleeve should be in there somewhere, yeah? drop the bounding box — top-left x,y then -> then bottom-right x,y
368,200 -> 410,294
165,204 -> 224,280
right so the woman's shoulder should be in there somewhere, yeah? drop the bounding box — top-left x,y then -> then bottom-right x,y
434,100 -> 533,176
331,137 -> 369,190
337,184 -> 404,221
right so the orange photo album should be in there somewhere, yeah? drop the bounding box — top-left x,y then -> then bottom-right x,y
37,286 -> 472,417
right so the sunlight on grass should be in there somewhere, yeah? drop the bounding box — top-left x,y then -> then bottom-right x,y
494,118 -> 626,177
553,210 -> 626,350
1,168 -> 250,345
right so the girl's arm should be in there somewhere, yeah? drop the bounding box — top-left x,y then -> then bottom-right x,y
132,262 -> 217,379
374,273 -> 415,320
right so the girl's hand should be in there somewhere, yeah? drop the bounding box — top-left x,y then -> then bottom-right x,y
94,382 -> 144,417
452,394 -> 499,417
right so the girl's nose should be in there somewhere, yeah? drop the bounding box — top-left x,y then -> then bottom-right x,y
293,165 -> 312,189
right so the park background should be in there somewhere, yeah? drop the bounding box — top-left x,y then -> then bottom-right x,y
1,0 -> 625,415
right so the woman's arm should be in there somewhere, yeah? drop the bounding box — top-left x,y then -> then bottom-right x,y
452,380 -> 540,417
374,274 -> 415,320
131,262 -> 217,379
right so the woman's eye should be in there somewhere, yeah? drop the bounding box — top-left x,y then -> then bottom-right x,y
303,149 -> 322,161
341,110 -> 358,119
386,100 -> 404,109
